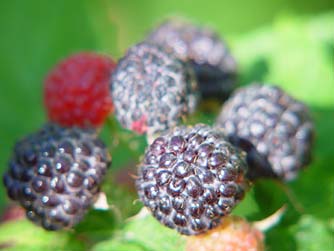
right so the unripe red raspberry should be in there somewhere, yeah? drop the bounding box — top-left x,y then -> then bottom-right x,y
44,52 -> 116,128
186,216 -> 265,251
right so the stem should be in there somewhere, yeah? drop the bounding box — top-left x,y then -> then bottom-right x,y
253,204 -> 287,232
126,207 -> 150,222
275,180 -> 305,213
93,192 -> 109,210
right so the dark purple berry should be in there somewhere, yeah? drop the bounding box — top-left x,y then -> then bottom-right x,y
3,123 -> 111,230
148,18 -> 237,100
216,84 -> 314,181
111,42 -> 199,135
136,124 -> 249,235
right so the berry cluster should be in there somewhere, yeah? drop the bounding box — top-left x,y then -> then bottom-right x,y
3,52 -> 114,230
3,15 -> 314,251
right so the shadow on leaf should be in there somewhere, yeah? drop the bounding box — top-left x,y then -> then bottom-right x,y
239,57 -> 269,85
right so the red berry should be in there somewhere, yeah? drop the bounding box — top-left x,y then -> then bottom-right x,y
1,204 -> 25,223
186,216 -> 265,251
44,52 -> 116,128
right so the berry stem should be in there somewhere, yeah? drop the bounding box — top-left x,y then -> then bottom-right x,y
109,204 -> 123,224
146,132 -> 158,145
126,207 -> 150,222
253,205 -> 287,232
93,192 -> 109,210
105,116 -> 119,134
227,135 -> 278,181
275,180 -> 305,213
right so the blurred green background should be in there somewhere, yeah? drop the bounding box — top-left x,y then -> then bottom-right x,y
0,1 -> 333,250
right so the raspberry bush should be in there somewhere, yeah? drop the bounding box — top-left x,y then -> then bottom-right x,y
0,3 -> 333,251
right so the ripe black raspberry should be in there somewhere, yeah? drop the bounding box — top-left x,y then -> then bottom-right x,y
136,124 -> 249,235
216,84 -> 314,181
3,123 -> 111,230
148,18 -> 237,99
111,42 -> 198,135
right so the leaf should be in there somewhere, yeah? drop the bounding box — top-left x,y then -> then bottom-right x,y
90,13 -> 334,251
0,0 -> 100,210
292,215 -> 334,251
93,211 -> 185,251
234,13 -> 334,107
289,107 -> 334,219
74,209 -> 118,244
0,2 -> 333,251
232,187 -> 261,219
93,240 -> 146,251
0,220 -> 85,251
122,211 -> 185,251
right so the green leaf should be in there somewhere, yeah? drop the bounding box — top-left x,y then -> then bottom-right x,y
0,2 -> 333,250
0,220 -> 85,251
0,0 -> 100,210
292,215 -> 334,251
233,187 -> 261,218
93,240 -> 146,251
122,212 -> 185,251
234,13 -> 334,107
93,211 -> 185,251
74,209 -> 118,244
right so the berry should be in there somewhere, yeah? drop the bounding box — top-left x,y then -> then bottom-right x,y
44,52 -> 116,128
136,124 -> 249,235
111,42 -> 198,135
186,216 -> 264,251
3,123 -> 111,230
148,18 -> 237,99
216,84 -> 314,181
